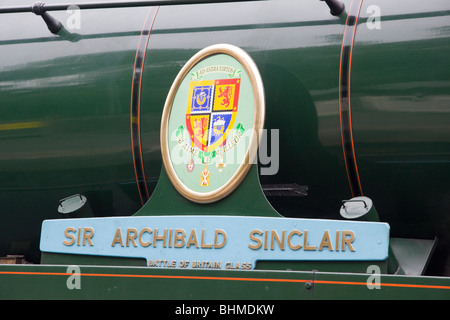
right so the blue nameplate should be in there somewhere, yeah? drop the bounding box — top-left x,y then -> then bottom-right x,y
40,216 -> 390,270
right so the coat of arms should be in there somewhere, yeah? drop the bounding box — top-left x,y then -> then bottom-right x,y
160,44 -> 264,203
185,78 -> 240,153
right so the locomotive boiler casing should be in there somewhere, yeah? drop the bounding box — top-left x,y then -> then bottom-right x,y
0,0 -> 449,276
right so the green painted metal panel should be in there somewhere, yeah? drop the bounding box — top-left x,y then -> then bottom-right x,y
0,0 -> 449,283
1,264 -> 449,300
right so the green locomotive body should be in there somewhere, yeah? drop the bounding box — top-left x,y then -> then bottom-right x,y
0,0 -> 449,299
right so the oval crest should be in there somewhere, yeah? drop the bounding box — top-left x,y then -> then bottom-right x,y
160,44 -> 265,203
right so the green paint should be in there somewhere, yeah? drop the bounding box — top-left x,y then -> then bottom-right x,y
134,165 -> 279,217
1,264 -> 449,300
0,0 -> 448,286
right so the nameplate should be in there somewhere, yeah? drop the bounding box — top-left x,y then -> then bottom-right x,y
40,216 -> 389,270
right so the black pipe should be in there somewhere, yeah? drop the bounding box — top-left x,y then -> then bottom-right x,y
31,2 -> 62,34
321,0 -> 345,16
0,0 -> 264,14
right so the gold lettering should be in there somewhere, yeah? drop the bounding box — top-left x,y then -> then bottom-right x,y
200,229 -> 212,249
139,228 -> 152,247
76,227 -> 81,246
82,227 -> 94,246
318,230 -> 333,251
287,230 -> 302,250
342,230 -> 355,251
303,230 -> 316,251
336,230 -> 340,251
214,229 -> 226,248
153,228 -> 167,247
248,229 -> 263,250
168,229 -> 173,248
270,230 -> 285,250
111,228 -> 124,247
264,230 -> 268,250
174,229 -> 185,248
63,227 -> 76,246
186,229 -> 199,248
126,228 -> 138,247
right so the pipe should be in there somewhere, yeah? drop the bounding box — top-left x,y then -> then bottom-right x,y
321,0 -> 345,16
0,0 -> 265,14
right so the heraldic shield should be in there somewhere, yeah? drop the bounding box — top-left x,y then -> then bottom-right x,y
186,78 -> 241,152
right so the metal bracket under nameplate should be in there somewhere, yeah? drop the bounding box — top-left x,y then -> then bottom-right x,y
40,216 -> 390,270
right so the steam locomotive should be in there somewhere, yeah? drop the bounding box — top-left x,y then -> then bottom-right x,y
0,0 -> 449,286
